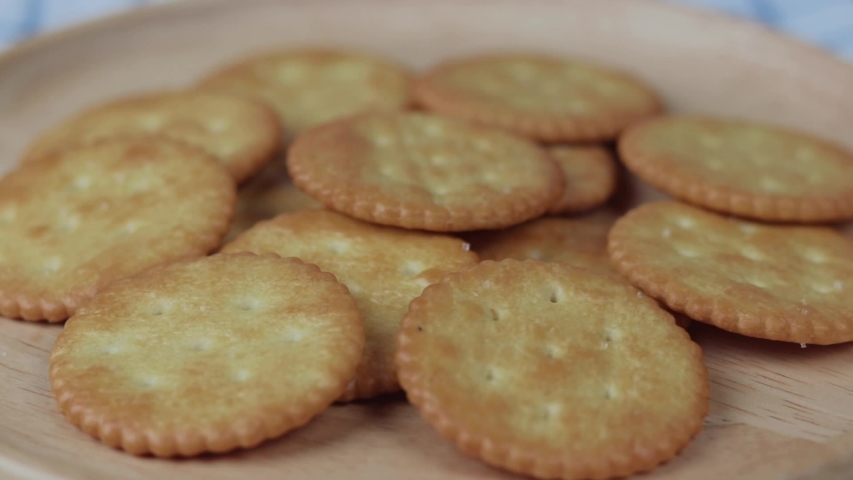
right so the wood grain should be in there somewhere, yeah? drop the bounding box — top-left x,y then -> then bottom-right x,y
2,0 -> 853,479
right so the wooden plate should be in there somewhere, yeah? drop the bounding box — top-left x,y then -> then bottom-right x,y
1,1 -> 853,479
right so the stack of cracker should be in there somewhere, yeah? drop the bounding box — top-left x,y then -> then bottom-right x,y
2,46 -> 851,480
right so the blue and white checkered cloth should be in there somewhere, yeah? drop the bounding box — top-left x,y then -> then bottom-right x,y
1,0 -> 853,62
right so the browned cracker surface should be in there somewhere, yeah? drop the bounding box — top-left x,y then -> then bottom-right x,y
608,201 -> 853,344
466,209 -> 619,276
618,115 -> 853,222
548,146 -> 618,214
396,259 -> 708,479
286,112 -> 564,232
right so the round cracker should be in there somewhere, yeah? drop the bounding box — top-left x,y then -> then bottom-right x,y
0,139 -> 236,322
548,146 -> 618,214
412,53 -> 662,142
49,253 -> 364,457
396,259 -> 708,479
618,115 -> 853,223
608,201 -> 853,344
222,209 -> 478,401
197,48 -> 411,136
22,91 -> 281,183
467,209 -> 618,276
287,112 -> 564,232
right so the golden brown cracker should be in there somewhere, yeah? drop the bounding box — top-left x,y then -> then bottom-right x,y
197,48 -> 410,136
466,209 -> 619,276
396,259 -> 708,479
608,201 -> 853,344
22,91 -> 281,183
548,146 -> 618,214
0,139 -> 236,322
50,253 -> 364,457
222,209 -> 477,401
618,115 -> 853,222
286,112 -> 564,232
413,53 -> 662,142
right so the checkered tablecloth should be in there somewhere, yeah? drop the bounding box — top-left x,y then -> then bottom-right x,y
1,0 -> 852,61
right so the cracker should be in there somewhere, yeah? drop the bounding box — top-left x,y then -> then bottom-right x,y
22,91 -> 281,183
618,115 -> 853,223
548,146 -> 618,214
49,253 -> 363,457
466,209 -> 619,276
224,164 -> 323,244
197,48 -> 410,136
396,259 -> 708,479
608,201 -> 853,344
286,112 -> 564,232
412,53 -> 662,142
466,211 -> 693,331
0,139 -> 236,322
222,209 -> 477,401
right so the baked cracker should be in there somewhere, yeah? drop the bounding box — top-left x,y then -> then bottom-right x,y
548,146 -> 618,214
222,209 -> 477,401
608,201 -> 853,344
22,91 -> 281,183
49,253 -> 364,457
0,139 -> 235,321
287,112 -> 564,232
197,48 -> 411,136
413,53 -> 662,142
618,115 -> 853,223
397,259 -> 708,479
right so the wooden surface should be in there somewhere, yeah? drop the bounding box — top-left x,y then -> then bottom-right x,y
2,0 -> 853,479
